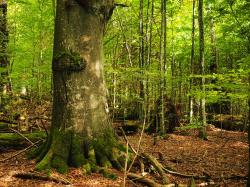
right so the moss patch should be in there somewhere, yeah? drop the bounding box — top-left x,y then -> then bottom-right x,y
69,134 -> 85,167
99,168 -> 117,180
51,155 -> 69,173
0,131 -> 46,148
52,49 -> 86,71
35,128 -> 127,174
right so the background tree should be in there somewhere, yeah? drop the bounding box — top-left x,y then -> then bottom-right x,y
198,0 -> 206,139
0,0 -> 10,108
5,0 -> 249,135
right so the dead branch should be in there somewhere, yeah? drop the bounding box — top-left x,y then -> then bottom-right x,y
13,172 -> 71,185
10,128 -> 36,146
127,118 -> 146,172
120,127 -> 137,154
214,175 -> 248,180
127,172 -> 164,187
29,116 -> 51,121
163,167 -> 248,180
0,119 -> 18,124
141,153 -> 169,184
163,167 -> 207,179
40,119 -> 48,137
141,152 -> 209,180
123,141 -> 129,187
0,140 -> 42,162
127,173 -> 187,187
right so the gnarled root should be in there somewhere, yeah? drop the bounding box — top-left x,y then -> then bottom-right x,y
34,131 -> 127,174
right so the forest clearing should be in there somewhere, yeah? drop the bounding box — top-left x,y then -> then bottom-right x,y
0,0 -> 249,186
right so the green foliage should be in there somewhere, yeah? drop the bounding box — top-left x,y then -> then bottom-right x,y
8,0 -> 54,98
178,122 -> 202,131
6,0 -> 249,124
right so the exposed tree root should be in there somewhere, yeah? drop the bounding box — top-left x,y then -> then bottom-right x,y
13,171 -> 71,185
33,131 -> 127,174
141,153 -> 169,184
135,152 -> 248,186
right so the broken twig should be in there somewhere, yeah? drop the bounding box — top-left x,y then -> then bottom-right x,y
14,172 -> 71,185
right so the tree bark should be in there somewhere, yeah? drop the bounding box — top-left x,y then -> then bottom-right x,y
138,0 -> 145,120
0,0 -> 10,108
189,0 -> 195,124
198,0 -> 207,139
159,0 -> 167,134
35,0 -> 124,173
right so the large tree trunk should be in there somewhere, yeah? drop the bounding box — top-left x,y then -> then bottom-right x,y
35,0 -> 124,173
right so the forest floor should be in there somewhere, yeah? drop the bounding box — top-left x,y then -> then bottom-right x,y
0,128 -> 248,186
0,100 -> 248,186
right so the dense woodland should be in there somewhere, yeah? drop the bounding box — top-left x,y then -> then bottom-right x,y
0,0 -> 249,186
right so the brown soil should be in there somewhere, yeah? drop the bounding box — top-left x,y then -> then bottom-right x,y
0,126 -> 248,187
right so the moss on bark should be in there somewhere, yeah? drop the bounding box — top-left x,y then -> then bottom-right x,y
34,128 -> 126,174
52,49 -> 86,72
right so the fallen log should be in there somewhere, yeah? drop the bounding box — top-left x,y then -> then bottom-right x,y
0,131 -> 46,149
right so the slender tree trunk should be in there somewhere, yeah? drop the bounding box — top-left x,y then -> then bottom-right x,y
198,0 -> 207,139
35,0 -> 124,173
207,8 -> 219,116
170,10 -> 175,102
189,0 -> 195,124
159,0 -> 167,134
138,0 -> 145,120
145,0 -> 152,125
210,16 -> 217,74
111,36 -> 119,120
0,0 -> 10,108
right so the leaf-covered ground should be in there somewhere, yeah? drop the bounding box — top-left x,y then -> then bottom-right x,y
0,126 -> 248,186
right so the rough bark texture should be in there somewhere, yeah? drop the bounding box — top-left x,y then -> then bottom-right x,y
189,0 -> 195,124
35,0 -> 124,173
0,0 -> 10,108
198,0 -> 207,139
